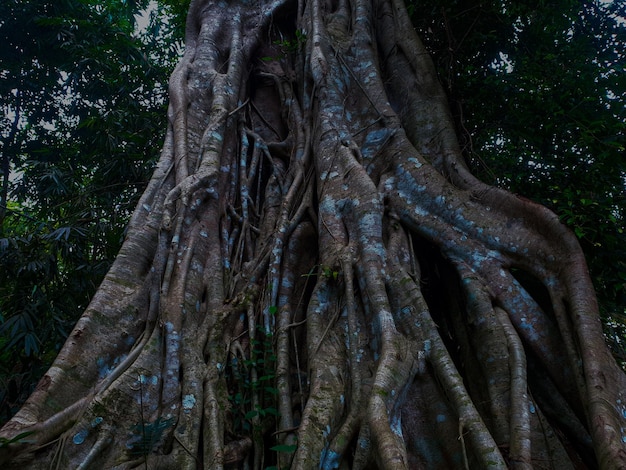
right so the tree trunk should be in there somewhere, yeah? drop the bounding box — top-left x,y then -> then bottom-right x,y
2,0 -> 625,468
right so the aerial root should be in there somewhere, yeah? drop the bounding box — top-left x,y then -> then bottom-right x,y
320,256 -> 365,468
426,315 -> 506,467
450,268 -> 512,441
495,306 -> 532,468
385,243 -> 507,468
224,437 -> 253,464
203,359 -> 226,469
275,221 -> 317,466
291,277 -> 348,468
75,426 -> 112,470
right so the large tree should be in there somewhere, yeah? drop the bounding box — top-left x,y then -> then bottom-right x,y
1,0 -> 625,467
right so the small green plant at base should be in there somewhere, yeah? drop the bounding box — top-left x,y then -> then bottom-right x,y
227,322 -> 293,466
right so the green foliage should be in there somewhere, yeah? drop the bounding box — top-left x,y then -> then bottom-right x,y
277,29 -> 307,54
408,0 -> 626,358
321,264 -> 341,281
262,29 -> 307,61
227,324 -> 287,464
0,0 -> 182,423
269,443 -> 297,453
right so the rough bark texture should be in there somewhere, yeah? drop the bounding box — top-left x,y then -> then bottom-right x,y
2,0 -> 626,468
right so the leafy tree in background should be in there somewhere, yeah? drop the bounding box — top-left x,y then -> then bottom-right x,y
0,0 -> 181,420
410,0 -> 626,362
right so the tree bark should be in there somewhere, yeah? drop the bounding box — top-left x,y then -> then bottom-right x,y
2,0 -> 626,468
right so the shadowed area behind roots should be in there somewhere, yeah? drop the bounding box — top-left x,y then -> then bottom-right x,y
1,0 -> 625,468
